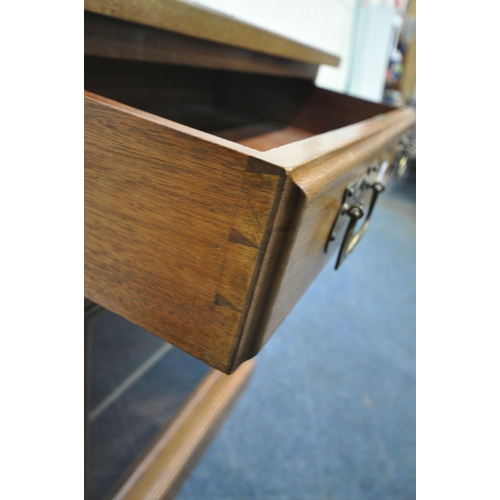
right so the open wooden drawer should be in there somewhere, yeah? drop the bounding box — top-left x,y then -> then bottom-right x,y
84,15 -> 415,374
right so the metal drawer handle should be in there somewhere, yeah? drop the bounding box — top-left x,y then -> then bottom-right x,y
326,161 -> 388,270
393,135 -> 413,181
334,180 -> 384,269
394,148 -> 409,181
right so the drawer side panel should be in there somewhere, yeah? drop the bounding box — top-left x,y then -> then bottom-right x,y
84,94 -> 283,371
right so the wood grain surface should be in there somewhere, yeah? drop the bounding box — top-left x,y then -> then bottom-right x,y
85,92 -> 284,372
85,12 -> 319,79
233,107 -> 415,362
256,137 -> 408,352
85,72 -> 415,372
84,0 -> 340,67
110,360 -> 255,500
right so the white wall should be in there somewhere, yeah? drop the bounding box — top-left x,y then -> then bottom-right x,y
189,0 -> 357,93
188,0 -> 397,101
347,1 -> 397,102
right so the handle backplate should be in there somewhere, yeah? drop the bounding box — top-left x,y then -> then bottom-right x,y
325,161 -> 388,269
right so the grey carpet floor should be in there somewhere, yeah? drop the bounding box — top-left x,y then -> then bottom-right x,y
176,180 -> 416,500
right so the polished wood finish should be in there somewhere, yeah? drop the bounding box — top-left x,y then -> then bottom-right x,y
110,360 -> 255,500
84,12 -> 415,373
84,0 -> 340,68
85,12 -> 319,79
85,9 -> 415,500
84,57 -> 392,144
254,115 -> 413,353
85,69 -> 415,373
231,108 -> 414,365
85,90 -> 284,373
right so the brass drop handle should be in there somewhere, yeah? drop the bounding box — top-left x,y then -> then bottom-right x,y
393,136 -> 413,181
325,161 -> 388,270
394,150 -> 408,181
334,180 -> 384,269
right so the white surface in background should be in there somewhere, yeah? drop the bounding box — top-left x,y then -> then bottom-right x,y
189,0 -> 357,93
347,2 -> 397,102
185,0 -> 398,100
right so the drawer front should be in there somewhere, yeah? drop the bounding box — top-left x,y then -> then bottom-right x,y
85,61 -> 415,373
239,134 -> 407,359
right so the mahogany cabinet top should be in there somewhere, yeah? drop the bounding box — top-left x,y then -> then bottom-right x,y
84,0 -> 341,68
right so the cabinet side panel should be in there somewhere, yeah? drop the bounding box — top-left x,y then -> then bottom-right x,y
85,95 -> 259,370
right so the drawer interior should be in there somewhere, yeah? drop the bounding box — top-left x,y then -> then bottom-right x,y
85,56 -> 392,152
